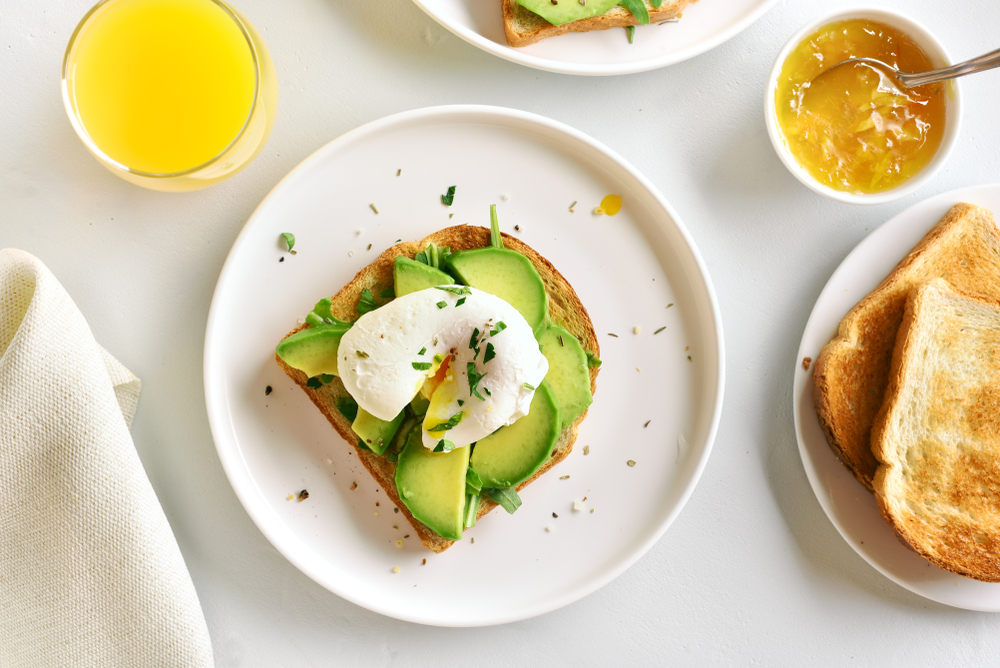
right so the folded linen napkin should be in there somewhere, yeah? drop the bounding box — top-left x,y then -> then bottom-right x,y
0,249 -> 213,668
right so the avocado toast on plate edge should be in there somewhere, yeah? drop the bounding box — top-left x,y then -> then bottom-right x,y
502,0 -> 689,47
274,212 -> 600,553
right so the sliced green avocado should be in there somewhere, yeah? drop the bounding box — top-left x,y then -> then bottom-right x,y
471,382 -> 560,489
395,425 -> 470,540
537,325 -> 593,426
352,407 -> 405,455
517,0 -> 620,26
393,256 -> 455,297
275,324 -> 350,378
445,248 -> 548,338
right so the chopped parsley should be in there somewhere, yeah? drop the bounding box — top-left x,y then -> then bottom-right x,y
457,399 -> 464,407
483,386 -> 491,397
467,363 -> 487,401
356,289 -> 377,315
280,232 -> 296,252
433,353 -> 444,364
428,411 -> 463,433
455,297 -> 466,307
490,321 -> 507,337
412,362 -> 432,371
336,396 -> 359,422
418,347 -> 426,355
435,286 -> 471,296
379,287 -> 395,299
305,377 -> 322,389
586,351 -> 602,368
320,374 -> 335,384
523,382 -> 536,390
441,185 -> 457,206
483,342 -> 496,364
469,327 -> 481,350
436,301 -> 447,309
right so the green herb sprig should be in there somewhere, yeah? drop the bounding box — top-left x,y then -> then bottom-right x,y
441,185 -> 457,206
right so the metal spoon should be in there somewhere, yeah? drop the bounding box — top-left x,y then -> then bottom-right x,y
822,47 -> 1000,90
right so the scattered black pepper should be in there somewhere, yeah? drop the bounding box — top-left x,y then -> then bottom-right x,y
350,481 -> 358,490
552,512 -> 558,518
644,420 -> 650,428
297,489 -> 309,501
394,507 -> 399,513
404,535 -> 409,539
688,355 -> 692,362
376,502 -> 380,507
514,225 -> 521,231
367,243 -> 372,251
265,385 -> 272,396
422,558 -> 427,565
279,256 -> 285,263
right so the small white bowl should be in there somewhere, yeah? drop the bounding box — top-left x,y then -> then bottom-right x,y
764,7 -> 962,205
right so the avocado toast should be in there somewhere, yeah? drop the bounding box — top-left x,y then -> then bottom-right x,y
502,0 -> 689,47
274,221 -> 600,553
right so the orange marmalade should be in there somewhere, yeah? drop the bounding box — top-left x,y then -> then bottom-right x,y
775,19 -> 946,194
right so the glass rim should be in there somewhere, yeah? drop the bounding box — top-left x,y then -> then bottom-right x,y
61,0 -> 262,180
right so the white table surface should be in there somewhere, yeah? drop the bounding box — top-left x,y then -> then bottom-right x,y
4,0 -> 1000,664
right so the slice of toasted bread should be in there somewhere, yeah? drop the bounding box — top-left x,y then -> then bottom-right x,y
275,225 -> 599,553
871,279 -> 1000,581
813,203 -> 1000,491
502,0 -> 688,48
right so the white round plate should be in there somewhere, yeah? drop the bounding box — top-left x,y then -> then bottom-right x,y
412,0 -> 778,76
205,105 -> 724,626
794,184 -> 1000,611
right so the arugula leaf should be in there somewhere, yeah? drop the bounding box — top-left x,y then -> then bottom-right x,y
356,289 -> 377,315
436,286 -> 471,296
441,185 -> 457,206
651,0 -> 662,6
387,451 -> 398,462
619,0 -> 650,24
467,363 -> 487,401
489,204 -> 504,249
414,251 -> 428,265
425,243 -> 451,269
486,487 -> 522,515
428,411 -> 463,433
625,25 -> 635,43
305,297 -> 350,328
379,287 -> 395,299
336,396 -> 359,422
281,232 -> 295,252
484,342 -> 496,364
586,351 -> 603,369
489,321 -> 507,337
464,493 -> 480,529
412,362 -> 432,371
432,439 -> 456,453
466,469 -> 484,494
320,374 -> 335,384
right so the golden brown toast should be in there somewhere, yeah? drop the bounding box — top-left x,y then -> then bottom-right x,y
872,279 -> 1000,581
502,0 -> 688,48
275,225 -> 599,553
813,203 -> 1000,491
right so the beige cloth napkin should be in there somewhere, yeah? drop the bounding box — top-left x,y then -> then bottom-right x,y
0,249 -> 213,668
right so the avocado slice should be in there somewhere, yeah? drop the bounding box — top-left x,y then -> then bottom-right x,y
395,424 -> 470,540
352,406 -> 405,455
275,323 -> 350,378
393,256 -> 454,297
445,248 -> 548,338
537,325 -> 593,426
517,0 -> 620,26
471,382 -> 561,489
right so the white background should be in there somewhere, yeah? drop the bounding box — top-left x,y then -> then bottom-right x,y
4,0 -> 1000,664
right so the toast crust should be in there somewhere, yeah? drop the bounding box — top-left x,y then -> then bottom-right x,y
871,280 -> 1000,582
812,203 -> 1000,491
275,225 -> 599,553
502,0 -> 689,48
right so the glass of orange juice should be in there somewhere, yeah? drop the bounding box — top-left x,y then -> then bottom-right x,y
62,0 -> 277,192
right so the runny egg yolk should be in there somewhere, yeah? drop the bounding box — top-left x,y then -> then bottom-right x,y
418,355 -> 471,434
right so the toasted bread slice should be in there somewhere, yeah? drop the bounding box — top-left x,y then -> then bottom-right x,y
502,0 -> 688,48
872,279 -> 1000,581
813,203 -> 1000,491
275,225 -> 599,553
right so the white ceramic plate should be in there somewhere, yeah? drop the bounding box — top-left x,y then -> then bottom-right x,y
412,0 -> 778,76
205,105 -> 724,626
794,184 -> 1000,611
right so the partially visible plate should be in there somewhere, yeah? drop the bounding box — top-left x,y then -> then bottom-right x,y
794,184 -> 1000,611
205,105 -> 724,625
412,0 -> 778,76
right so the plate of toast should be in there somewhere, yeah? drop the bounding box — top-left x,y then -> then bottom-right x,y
204,105 -> 724,625
413,0 -> 779,75
795,185 -> 1000,610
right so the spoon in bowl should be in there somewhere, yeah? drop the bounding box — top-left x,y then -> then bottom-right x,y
818,46 -> 1000,91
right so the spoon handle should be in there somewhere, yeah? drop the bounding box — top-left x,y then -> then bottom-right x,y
899,47 -> 1000,87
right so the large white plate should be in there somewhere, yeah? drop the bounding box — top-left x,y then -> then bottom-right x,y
205,105 -> 724,625
794,184 -> 1000,611
413,0 -> 778,76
